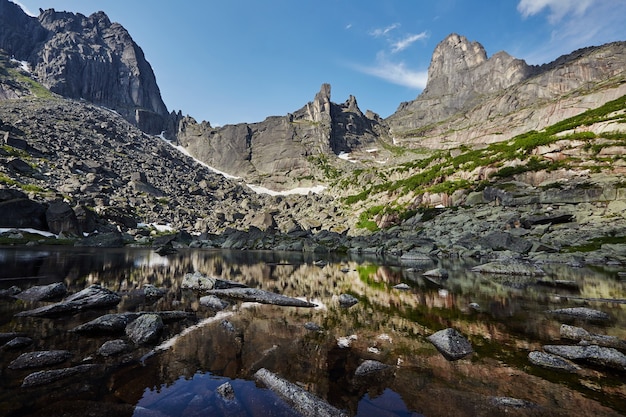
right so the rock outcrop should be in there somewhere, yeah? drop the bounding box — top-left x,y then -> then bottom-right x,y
178,83 -> 386,190
388,34 -> 626,148
0,3 -> 172,134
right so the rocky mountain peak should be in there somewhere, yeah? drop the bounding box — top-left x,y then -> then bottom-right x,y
307,83 -> 332,123
0,1 -> 172,135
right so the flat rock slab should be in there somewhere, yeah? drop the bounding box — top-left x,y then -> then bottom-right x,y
15,282 -> 67,301
547,307 -> 611,322
560,324 -> 626,350
207,288 -> 316,307
8,350 -> 72,370
22,364 -> 99,388
543,344 -> 626,371
15,285 -> 121,317
528,351 -> 581,373
182,271 -> 247,291
254,368 -> 348,417
125,313 -> 163,345
471,261 -> 544,276
427,328 -> 473,361
98,339 -> 130,357
72,313 -> 139,334
354,359 -> 391,377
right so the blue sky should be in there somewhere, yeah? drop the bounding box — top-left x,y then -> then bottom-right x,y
11,0 -> 626,126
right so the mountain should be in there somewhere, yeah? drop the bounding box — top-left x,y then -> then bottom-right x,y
177,83 -> 388,190
0,2 -> 173,134
387,33 -> 626,148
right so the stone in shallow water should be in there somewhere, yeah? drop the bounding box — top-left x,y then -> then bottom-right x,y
15,285 -> 121,317
427,328 -> 473,361
15,282 -> 66,301
547,307 -> 611,322
98,339 -> 130,357
543,345 -> 626,371
207,287 -> 316,307
338,293 -> 358,308
8,350 -> 72,370
22,364 -> 99,388
528,351 -> 581,373
560,324 -> 626,350
354,359 -> 391,377
125,314 -> 163,345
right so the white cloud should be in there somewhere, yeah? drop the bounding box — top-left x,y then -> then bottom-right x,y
9,0 -> 37,17
391,32 -> 429,53
352,52 -> 427,90
370,23 -> 400,38
517,0 -> 594,23
345,23 -> 353,30
517,0 -> 626,64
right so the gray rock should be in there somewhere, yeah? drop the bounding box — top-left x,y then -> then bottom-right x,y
182,271 -> 246,291
97,339 -> 130,357
76,232 -> 125,248
393,283 -> 411,290
423,268 -> 448,278
8,350 -> 72,370
547,307 -> 611,322
15,282 -> 67,302
0,286 -> 21,298
46,201 -> 81,236
72,313 -> 139,334
490,396 -> 538,409
207,287 -> 316,307
21,364 -> 99,388
528,351 -> 581,372
216,381 -> 236,402
16,285 -> 121,317
354,360 -> 391,377
427,328 -> 473,361
125,314 -> 163,345
304,322 -> 323,331
2,336 -> 33,350
471,261 -> 545,276
143,284 -> 166,298
0,198 -> 48,230
338,294 -> 358,308
254,368 -> 348,417
199,295 -> 229,311
543,344 -> 626,371
560,324 -> 626,350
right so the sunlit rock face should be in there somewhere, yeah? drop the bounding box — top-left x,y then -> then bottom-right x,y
387,34 -> 626,148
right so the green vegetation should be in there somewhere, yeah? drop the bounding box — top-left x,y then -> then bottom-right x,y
0,174 -> 45,193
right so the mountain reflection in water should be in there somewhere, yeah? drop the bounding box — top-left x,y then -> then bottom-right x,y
0,247 -> 624,417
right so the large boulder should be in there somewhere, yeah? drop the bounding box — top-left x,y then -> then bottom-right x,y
45,201 -> 81,235
15,285 -> 121,317
0,198 -> 48,229
125,313 -> 163,345
207,287 -> 317,307
15,282 -> 66,301
543,345 -> 626,371
8,350 -> 72,370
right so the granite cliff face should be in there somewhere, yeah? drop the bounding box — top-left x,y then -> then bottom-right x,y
388,34 -> 626,148
0,2 -> 172,134
178,83 -> 386,190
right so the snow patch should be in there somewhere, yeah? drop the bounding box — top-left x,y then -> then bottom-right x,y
0,228 -> 56,238
10,58 -> 30,73
246,184 -> 326,196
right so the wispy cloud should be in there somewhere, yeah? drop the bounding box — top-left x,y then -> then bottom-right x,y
517,0 -> 626,64
9,0 -> 37,17
351,52 -> 428,90
517,0 -> 594,23
370,23 -> 400,38
391,32 -> 429,53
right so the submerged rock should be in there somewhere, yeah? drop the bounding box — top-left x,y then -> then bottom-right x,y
3,336 -> 33,350
182,271 -> 247,291
423,268 -> 448,278
254,368 -> 348,417
15,285 -> 121,317
207,287 -> 316,307
8,350 -> 72,370
528,351 -> 581,372
427,328 -> 473,361
199,295 -> 230,311
97,339 -> 130,357
354,359 -> 391,377
72,313 -> 139,334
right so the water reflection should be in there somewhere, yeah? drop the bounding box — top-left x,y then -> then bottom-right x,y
0,246 -> 624,416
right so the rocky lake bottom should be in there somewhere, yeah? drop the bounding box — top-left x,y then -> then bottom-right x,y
0,246 -> 625,416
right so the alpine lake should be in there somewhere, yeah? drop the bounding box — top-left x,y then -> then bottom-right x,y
0,246 -> 625,417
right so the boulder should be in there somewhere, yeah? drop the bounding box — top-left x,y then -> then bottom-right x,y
181,271 -> 246,291
8,350 -> 72,370
45,201 -> 81,236
15,282 -> 66,301
354,359 -> 391,377
0,198 -> 48,229
427,328 -> 473,361
423,268 -> 448,278
254,368 -> 348,417
207,288 -> 317,308
125,313 -> 163,345
15,285 -> 121,317
528,351 -> 581,372
543,345 -> 626,371
2,336 -> 33,350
